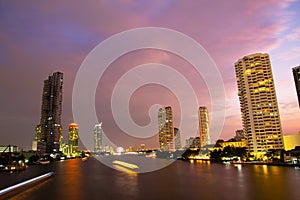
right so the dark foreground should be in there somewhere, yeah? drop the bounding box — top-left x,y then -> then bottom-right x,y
1,157 -> 300,200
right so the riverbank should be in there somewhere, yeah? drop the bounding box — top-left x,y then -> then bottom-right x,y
230,161 -> 300,167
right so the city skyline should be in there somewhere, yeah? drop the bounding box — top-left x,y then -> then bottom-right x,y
1,1 -> 300,149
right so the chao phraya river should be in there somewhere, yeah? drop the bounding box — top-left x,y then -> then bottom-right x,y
1,155 -> 300,200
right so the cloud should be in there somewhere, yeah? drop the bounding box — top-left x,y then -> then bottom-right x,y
277,46 -> 300,61
0,0 -> 299,148
286,27 -> 300,40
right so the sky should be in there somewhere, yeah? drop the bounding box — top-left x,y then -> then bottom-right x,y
1,0 -> 300,150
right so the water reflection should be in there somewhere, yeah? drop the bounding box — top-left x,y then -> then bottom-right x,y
61,159 -> 82,199
113,164 -> 138,176
2,159 -> 300,200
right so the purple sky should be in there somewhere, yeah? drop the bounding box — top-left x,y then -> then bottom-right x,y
1,0 -> 300,150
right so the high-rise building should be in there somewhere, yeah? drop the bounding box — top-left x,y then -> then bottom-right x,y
186,137 -> 194,148
35,125 -> 42,142
185,137 -> 200,148
234,129 -> 245,141
174,127 -> 181,150
38,72 -> 63,153
199,106 -> 210,147
158,106 -> 174,151
94,123 -> 103,153
235,53 -> 284,155
292,66 -> 300,107
68,123 -> 79,154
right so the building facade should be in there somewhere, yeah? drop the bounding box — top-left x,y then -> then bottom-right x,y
38,72 -> 63,153
292,66 -> 300,107
94,123 -> 103,153
235,53 -> 284,155
158,106 -> 174,151
234,129 -> 245,141
185,137 -> 201,149
199,106 -> 210,147
174,127 -> 181,150
68,123 -> 79,154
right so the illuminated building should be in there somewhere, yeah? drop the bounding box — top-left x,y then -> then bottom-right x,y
37,72 -> 63,153
199,106 -> 210,147
94,123 -> 103,153
158,106 -> 174,151
292,66 -> 300,107
68,123 -> 79,154
35,125 -> 42,142
185,137 -> 200,149
219,140 -> 246,148
234,129 -> 245,141
174,128 -> 181,150
235,53 -> 284,155
140,144 -> 145,151
283,132 -> 300,151
0,145 -> 19,152
186,137 -> 194,148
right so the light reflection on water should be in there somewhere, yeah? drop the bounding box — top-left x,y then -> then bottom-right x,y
1,157 -> 300,200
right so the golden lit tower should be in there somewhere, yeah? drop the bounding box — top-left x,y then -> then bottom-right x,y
198,106 -> 210,147
68,123 -> 79,154
235,53 -> 284,155
158,106 -> 174,151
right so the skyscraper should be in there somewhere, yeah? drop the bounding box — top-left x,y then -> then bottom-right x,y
199,106 -> 210,147
158,106 -> 174,151
235,53 -> 284,155
174,127 -> 181,150
292,66 -> 300,107
38,72 -> 63,153
94,123 -> 103,153
68,123 -> 79,154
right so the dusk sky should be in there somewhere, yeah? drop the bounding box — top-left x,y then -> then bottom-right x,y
1,0 -> 300,150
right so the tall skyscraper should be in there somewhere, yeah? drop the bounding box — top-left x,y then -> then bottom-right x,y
235,53 -> 284,155
199,106 -> 210,147
158,106 -> 174,151
68,123 -> 79,154
292,66 -> 300,107
94,123 -> 103,153
174,127 -> 181,150
38,72 -> 63,153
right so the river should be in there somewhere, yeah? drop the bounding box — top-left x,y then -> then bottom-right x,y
1,157 -> 300,200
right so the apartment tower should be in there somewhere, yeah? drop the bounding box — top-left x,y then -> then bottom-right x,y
198,106 -> 210,147
158,106 -> 174,151
235,53 -> 284,155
